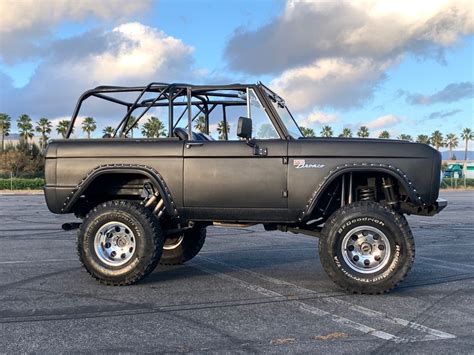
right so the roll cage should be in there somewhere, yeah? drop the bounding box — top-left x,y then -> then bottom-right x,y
66,82 -> 300,140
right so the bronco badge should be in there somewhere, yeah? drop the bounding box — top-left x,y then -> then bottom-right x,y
293,159 -> 325,169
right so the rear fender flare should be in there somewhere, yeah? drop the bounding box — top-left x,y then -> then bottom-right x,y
299,162 -> 423,222
60,164 -> 179,218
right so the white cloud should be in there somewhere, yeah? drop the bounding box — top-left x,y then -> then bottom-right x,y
66,22 -> 194,84
364,114 -> 402,129
297,110 -> 338,128
0,0 -> 150,33
226,0 -> 473,112
0,0 -> 151,63
270,57 -> 395,112
0,23 -> 199,120
403,82 -> 473,105
227,0 -> 473,73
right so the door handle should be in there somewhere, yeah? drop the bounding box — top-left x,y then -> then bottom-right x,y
185,142 -> 204,149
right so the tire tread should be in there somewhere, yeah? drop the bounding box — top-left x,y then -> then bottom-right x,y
77,200 -> 164,286
319,201 -> 415,294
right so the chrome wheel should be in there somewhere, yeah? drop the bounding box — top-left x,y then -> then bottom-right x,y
163,235 -> 184,250
94,221 -> 136,267
341,226 -> 391,274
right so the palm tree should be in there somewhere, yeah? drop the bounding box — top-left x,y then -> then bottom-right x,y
445,133 -> 459,160
300,126 -> 315,137
461,128 -> 473,161
397,134 -> 413,142
0,113 -> 11,153
320,125 -> 333,137
125,116 -> 138,137
430,130 -> 444,150
378,130 -> 390,139
357,126 -> 369,138
141,117 -> 166,138
17,114 -> 34,143
194,115 -> 207,133
56,120 -> 72,138
102,126 -> 115,137
416,134 -> 430,145
216,120 -> 230,140
82,117 -> 96,139
35,117 -> 52,149
339,128 -> 352,138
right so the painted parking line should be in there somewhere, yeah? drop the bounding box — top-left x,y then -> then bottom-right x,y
195,262 -> 405,343
418,256 -> 474,270
198,256 -> 456,342
199,247 -> 311,254
0,258 -> 77,265
324,299 -> 456,341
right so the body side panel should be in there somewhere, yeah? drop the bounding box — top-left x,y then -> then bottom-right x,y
287,139 -> 439,220
45,139 -> 184,213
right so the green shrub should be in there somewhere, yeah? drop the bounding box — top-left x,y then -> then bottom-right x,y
440,178 -> 474,189
0,178 -> 45,190
0,171 -> 44,179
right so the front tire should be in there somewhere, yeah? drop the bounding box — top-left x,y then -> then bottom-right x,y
319,201 -> 414,294
77,200 -> 164,285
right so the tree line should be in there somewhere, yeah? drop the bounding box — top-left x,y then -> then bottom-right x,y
0,113 -> 231,150
0,113 -> 171,151
0,113 -> 472,161
299,125 -> 473,161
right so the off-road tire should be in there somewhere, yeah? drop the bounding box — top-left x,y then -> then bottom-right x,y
159,226 -> 207,265
319,201 -> 414,294
77,200 -> 164,285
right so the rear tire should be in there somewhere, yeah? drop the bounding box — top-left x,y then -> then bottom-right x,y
159,225 -> 207,265
319,201 -> 414,294
77,200 -> 164,285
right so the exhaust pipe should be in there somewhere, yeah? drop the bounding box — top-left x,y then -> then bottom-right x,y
153,198 -> 165,215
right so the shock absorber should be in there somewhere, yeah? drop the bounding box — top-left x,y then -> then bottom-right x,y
382,177 -> 398,205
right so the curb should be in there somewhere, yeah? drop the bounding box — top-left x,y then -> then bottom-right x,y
0,190 -> 44,195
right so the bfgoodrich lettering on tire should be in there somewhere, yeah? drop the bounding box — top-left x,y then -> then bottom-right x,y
319,201 -> 414,294
77,200 -> 165,285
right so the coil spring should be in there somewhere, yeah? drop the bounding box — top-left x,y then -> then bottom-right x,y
359,187 -> 375,201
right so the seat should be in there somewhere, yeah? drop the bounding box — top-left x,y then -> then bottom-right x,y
195,132 -> 214,141
174,127 -> 202,141
174,127 -> 188,140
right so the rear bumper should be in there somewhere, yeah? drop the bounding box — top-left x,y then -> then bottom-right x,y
400,197 -> 447,216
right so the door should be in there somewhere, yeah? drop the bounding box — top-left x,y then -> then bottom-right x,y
183,140 -> 288,221
183,88 -> 288,222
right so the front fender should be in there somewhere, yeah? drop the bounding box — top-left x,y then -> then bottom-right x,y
299,163 -> 423,222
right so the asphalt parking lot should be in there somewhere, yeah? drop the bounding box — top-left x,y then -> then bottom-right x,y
0,191 -> 473,353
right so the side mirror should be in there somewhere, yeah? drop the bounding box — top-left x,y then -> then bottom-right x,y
237,117 -> 252,140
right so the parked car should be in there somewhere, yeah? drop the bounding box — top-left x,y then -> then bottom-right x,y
444,163 -> 464,178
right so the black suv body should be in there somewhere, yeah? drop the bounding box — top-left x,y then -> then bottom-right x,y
44,82 -> 446,293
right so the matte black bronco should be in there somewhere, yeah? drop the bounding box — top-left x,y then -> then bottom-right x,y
44,82 -> 447,294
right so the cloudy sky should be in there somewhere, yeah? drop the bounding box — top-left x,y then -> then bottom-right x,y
0,0 -> 473,143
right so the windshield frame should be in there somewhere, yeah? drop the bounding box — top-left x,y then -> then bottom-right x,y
258,83 -> 303,139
